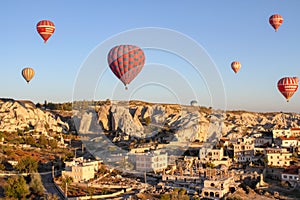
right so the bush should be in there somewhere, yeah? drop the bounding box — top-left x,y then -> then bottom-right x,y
144,116 -> 151,126
15,156 -> 38,173
160,194 -> 170,200
5,176 -> 30,199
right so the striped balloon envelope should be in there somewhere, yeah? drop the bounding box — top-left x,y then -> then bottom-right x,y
269,14 -> 283,32
107,45 -> 145,89
21,67 -> 35,83
277,77 -> 298,102
36,20 -> 55,43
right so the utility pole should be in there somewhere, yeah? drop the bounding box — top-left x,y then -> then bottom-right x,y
65,182 -> 68,199
144,171 -> 147,189
52,165 -> 54,180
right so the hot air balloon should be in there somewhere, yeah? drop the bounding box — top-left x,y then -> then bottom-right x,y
22,67 -> 35,83
107,44 -> 145,89
269,14 -> 283,32
36,20 -> 55,43
293,76 -> 299,83
231,61 -> 241,74
277,77 -> 298,102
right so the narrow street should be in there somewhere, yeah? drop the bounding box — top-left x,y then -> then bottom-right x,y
41,172 -> 66,200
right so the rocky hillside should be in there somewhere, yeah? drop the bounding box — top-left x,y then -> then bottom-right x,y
1,98 -> 300,144
0,98 -> 69,134
74,100 -> 300,147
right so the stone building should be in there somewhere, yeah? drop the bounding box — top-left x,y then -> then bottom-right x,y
233,137 -> 255,163
199,146 -> 231,166
275,136 -> 299,149
273,128 -> 300,139
201,167 -> 235,199
129,150 -> 168,173
265,148 -> 292,167
281,166 -> 300,187
62,157 -> 99,183
199,147 -> 224,162
254,136 -> 273,147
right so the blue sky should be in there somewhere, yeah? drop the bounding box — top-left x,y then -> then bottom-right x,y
1,1 -> 300,112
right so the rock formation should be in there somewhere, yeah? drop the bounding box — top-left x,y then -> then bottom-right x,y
0,98 -> 69,134
92,101 -> 300,144
2,98 -> 300,145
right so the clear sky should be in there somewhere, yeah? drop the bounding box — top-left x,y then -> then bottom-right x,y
1,0 -> 300,112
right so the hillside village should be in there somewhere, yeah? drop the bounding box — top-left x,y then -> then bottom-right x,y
1,98 -> 300,199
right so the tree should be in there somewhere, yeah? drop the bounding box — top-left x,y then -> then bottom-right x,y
161,188 -> 190,200
4,175 -> 30,199
160,194 -> 171,200
177,188 -> 189,200
48,139 -> 58,149
39,135 -> 48,148
101,187 -> 107,195
65,151 -> 75,160
144,116 -> 151,126
87,186 -> 95,199
36,103 -> 42,108
62,175 -> 73,197
0,163 -> 5,171
206,162 -> 215,169
15,156 -> 38,173
25,136 -> 36,146
263,156 -> 268,167
0,158 -> 5,171
29,173 -> 45,195
47,193 -> 59,200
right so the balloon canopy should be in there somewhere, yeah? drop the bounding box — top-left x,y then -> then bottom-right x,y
107,44 -> 145,89
269,14 -> 283,32
277,77 -> 298,102
231,61 -> 241,74
22,67 -> 35,83
36,20 -> 55,43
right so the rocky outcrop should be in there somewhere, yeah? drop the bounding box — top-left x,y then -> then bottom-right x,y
3,98 -> 300,144
93,101 -> 300,143
95,101 -> 207,143
0,98 -> 69,134
110,105 -> 144,138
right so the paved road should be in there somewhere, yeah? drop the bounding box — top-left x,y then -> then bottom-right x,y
41,172 -> 66,200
